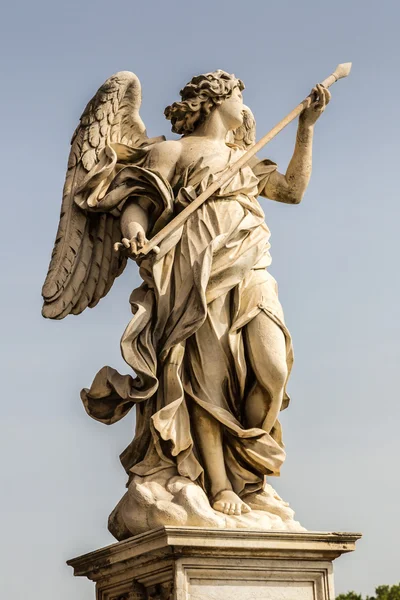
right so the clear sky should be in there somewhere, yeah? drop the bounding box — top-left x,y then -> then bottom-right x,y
1,0 -> 399,598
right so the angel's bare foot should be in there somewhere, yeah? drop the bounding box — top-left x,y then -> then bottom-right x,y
212,490 -> 251,516
241,488 -> 294,521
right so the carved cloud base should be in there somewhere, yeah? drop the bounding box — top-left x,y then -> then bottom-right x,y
67,527 -> 361,600
108,470 -> 305,541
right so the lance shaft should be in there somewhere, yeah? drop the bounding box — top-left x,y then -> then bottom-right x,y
138,62 -> 352,258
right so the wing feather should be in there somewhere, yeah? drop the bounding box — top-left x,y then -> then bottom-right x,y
111,217 -> 127,278
44,220 -> 94,319
42,71 -> 148,319
72,213 -> 107,314
102,217 -> 127,298
91,214 -> 114,306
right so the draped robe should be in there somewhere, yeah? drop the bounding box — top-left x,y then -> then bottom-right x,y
79,142 -> 294,497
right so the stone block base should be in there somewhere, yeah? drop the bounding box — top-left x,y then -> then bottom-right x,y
68,527 -> 361,600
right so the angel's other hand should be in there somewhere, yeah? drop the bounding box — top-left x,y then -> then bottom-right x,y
300,84 -> 331,126
114,231 -> 148,257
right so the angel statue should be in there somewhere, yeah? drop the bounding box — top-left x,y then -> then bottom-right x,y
42,69 -> 331,539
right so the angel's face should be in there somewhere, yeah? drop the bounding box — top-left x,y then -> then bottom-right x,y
217,87 -> 245,131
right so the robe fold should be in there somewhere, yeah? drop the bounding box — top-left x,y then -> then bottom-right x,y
79,142 -> 294,496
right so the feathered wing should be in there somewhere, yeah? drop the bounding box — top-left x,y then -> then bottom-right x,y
42,71 -> 148,319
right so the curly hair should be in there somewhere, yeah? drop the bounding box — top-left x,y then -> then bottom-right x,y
164,70 -> 245,137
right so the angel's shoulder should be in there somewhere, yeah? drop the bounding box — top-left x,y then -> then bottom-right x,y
146,139 -> 182,165
145,140 -> 182,181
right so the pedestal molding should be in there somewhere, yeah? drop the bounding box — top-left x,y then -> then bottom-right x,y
68,527 -> 361,583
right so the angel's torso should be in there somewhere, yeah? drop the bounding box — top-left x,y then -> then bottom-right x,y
144,137 -> 270,261
175,136 -> 235,176
147,137 -> 247,189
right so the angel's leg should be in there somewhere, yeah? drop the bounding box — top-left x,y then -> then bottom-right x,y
189,402 -> 230,496
244,311 -> 288,433
241,311 -> 293,516
190,401 -> 250,516
186,292 -> 251,516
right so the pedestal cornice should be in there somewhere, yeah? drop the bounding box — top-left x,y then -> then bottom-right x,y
68,527 -> 362,582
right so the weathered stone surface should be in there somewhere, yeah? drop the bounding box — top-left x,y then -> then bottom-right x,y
68,527 -> 361,600
43,68 -> 350,537
108,474 -> 304,540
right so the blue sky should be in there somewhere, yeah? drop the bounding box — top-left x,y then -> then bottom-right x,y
1,0 -> 399,597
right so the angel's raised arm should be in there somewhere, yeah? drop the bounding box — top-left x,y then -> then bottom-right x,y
259,85 -> 331,205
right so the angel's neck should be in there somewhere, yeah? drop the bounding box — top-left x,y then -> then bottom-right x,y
192,111 -> 231,142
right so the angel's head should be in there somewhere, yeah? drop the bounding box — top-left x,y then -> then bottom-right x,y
164,70 -> 255,149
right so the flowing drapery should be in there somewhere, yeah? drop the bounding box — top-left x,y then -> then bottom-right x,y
79,143 -> 294,496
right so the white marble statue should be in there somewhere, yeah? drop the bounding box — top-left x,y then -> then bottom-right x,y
42,70 -> 331,538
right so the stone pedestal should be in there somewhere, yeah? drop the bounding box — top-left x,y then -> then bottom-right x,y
68,527 -> 361,600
